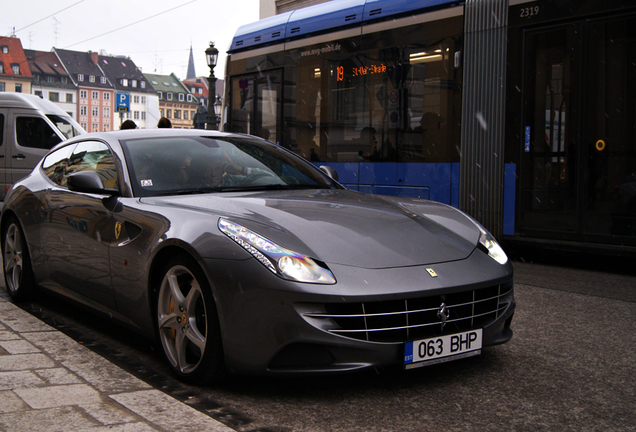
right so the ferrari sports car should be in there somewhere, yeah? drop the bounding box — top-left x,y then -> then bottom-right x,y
1,129 -> 514,383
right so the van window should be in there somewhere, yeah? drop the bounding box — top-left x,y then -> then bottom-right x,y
46,115 -> 82,139
0,114 -> 4,146
16,117 -> 62,149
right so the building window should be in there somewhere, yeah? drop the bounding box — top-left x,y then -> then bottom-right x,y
80,106 -> 88,116
100,76 -> 107,84
61,77 -> 68,84
34,90 -> 43,97
178,93 -> 184,102
167,109 -> 172,118
1,46 -> 7,54
0,62 -> 4,74
160,109 -> 164,117
167,93 -> 173,101
92,91 -> 99,100
103,107 -> 110,118
78,74 -> 84,81
121,79 -> 128,86
198,88 -> 203,95
174,110 -> 181,119
103,123 -> 110,132
141,112 -> 146,120
49,92 -> 59,102
89,75 -> 95,83
81,122 -> 87,130
80,90 -> 88,99
133,95 -> 140,104
141,81 -> 146,89
11,64 -> 20,75
187,94 -> 194,102
157,91 -> 162,99
66,94 -> 73,103
134,111 -> 140,120
15,83 -> 22,93
92,123 -> 99,132
132,80 -> 137,87
141,96 -> 146,104
104,93 -> 110,101
184,111 -> 189,120
92,107 -> 99,117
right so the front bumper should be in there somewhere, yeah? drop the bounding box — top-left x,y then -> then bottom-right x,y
202,248 -> 515,375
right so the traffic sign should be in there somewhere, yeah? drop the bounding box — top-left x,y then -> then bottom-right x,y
116,92 -> 130,113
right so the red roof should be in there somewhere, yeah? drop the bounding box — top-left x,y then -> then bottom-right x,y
0,37 -> 32,78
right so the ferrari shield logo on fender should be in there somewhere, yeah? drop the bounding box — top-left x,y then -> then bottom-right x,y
426,268 -> 437,278
114,221 -> 122,240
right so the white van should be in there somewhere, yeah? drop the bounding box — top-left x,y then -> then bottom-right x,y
0,93 -> 85,201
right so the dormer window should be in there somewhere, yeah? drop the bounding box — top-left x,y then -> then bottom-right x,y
89,75 -> 95,82
132,80 -> 137,87
121,78 -> 128,86
141,81 -> 146,89
11,64 -> 20,75
101,76 -> 107,84
1,46 -> 8,54
157,91 -> 162,99
178,93 -> 184,102
187,94 -> 193,102
167,92 -> 173,101
78,74 -> 84,81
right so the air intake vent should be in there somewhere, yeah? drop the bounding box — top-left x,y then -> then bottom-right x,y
271,31 -> 281,38
369,8 -> 382,16
290,27 -> 300,34
236,40 -> 244,46
255,36 -> 261,42
345,14 -> 357,22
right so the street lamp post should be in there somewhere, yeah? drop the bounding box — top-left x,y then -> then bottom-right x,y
214,95 -> 222,128
205,42 -> 219,130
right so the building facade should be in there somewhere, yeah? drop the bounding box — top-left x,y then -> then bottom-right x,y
54,49 -> 115,132
26,50 -> 78,119
145,72 -> 198,129
97,54 -> 159,129
0,37 -> 32,94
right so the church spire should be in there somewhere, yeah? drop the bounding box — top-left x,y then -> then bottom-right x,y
186,44 -> 196,79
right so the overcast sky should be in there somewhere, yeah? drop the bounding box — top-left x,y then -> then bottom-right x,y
2,0 -> 260,81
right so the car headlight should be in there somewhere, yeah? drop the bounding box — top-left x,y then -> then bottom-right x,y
218,218 -> 336,284
477,226 -> 508,265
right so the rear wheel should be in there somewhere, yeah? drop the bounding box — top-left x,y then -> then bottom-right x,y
2,218 -> 35,301
156,255 -> 224,383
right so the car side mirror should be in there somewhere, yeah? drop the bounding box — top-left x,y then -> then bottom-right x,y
67,171 -> 119,196
319,165 -> 339,182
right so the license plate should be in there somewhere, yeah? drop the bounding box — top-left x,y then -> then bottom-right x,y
404,329 -> 483,369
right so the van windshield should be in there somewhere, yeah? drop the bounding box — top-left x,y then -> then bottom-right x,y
46,115 -> 84,139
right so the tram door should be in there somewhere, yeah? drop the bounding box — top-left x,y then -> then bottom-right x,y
520,15 -> 636,245
229,70 -> 282,144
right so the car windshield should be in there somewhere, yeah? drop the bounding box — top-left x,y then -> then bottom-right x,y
120,134 -> 340,197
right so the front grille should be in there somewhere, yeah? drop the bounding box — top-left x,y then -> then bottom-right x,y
299,282 -> 513,343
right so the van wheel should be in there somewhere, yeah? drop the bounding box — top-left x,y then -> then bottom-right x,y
3,218 -> 35,301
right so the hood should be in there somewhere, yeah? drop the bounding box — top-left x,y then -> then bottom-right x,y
142,189 -> 480,269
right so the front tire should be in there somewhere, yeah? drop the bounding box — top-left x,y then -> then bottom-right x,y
2,218 -> 35,301
156,255 -> 224,383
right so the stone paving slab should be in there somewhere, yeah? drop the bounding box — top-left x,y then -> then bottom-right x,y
0,297 -> 234,432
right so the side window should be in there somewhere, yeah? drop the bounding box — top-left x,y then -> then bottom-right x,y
16,117 -> 62,149
67,141 -> 119,190
0,113 -> 4,146
42,144 -> 76,186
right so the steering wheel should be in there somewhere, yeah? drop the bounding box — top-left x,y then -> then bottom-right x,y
244,171 -> 278,186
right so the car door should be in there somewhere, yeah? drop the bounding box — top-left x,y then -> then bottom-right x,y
40,140 -> 118,309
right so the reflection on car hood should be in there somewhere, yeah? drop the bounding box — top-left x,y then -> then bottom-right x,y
142,189 -> 480,268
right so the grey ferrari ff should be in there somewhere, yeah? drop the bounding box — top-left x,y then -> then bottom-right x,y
1,129 -> 514,383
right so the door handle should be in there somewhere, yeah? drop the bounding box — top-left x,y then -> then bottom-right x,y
12,154 -> 26,160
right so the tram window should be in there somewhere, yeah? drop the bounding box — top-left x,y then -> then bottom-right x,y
289,37 -> 459,164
